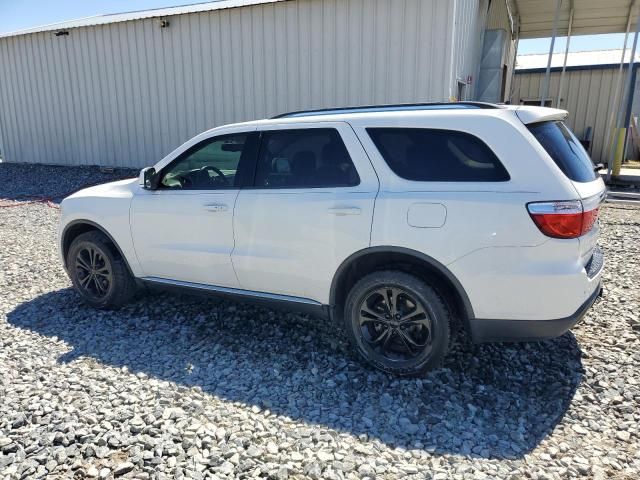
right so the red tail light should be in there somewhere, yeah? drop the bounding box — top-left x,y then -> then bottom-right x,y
527,199 -> 600,239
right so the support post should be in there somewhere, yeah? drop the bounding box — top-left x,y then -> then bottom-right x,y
507,34 -> 520,103
605,0 -> 636,179
540,0 -> 563,106
622,64 -> 639,162
609,8 -> 640,179
505,4 -> 520,104
556,7 -> 574,108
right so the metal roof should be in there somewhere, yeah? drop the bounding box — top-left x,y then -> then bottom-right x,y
3,0 -> 636,41
513,0 -> 639,39
0,0 -> 288,38
516,49 -> 640,69
515,62 -> 638,74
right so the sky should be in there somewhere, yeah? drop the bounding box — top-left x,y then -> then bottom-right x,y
0,0 -> 194,34
0,0 -> 631,56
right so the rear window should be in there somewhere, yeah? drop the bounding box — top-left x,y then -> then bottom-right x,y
366,128 -> 510,182
527,121 -> 597,182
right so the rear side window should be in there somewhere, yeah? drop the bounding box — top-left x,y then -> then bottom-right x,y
367,128 -> 510,182
527,121 -> 597,182
254,128 -> 359,188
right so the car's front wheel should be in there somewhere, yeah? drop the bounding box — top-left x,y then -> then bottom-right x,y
67,231 -> 136,309
344,270 -> 450,376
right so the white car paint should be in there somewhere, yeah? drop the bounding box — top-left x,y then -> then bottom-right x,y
130,188 -> 242,287
128,123 -> 257,287
58,179 -> 143,276
59,104 -> 605,328
231,122 -> 379,301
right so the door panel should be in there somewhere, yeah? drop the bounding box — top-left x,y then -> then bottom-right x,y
231,122 -> 379,304
130,129 -> 257,287
232,190 -> 376,301
130,190 -> 240,287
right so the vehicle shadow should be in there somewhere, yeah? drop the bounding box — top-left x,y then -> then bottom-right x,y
7,287 -> 584,460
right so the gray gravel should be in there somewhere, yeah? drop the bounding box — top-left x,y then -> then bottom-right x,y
0,163 -> 137,203
1,162 -> 639,479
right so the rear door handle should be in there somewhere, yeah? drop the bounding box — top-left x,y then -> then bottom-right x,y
203,203 -> 228,212
327,207 -> 361,216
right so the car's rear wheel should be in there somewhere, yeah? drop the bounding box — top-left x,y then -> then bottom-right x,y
344,270 -> 450,376
67,231 -> 136,309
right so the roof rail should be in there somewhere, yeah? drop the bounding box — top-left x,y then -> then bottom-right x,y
270,102 -> 501,119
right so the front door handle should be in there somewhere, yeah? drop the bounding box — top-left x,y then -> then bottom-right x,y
203,203 -> 228,212
327,207 -> 361,216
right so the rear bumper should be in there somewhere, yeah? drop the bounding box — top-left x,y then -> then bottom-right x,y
469,280 -> 602,343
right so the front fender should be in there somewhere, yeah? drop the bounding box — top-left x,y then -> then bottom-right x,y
58,179 -> 142,277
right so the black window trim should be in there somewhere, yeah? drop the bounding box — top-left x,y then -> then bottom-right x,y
366,126 -> 511,183
244,127 -> 361,190
157,131 -> 260,191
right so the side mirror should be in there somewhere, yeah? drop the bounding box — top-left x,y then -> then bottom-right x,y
139,167 -> 160,190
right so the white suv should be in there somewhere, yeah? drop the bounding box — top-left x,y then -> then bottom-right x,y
58,103 -> 605,376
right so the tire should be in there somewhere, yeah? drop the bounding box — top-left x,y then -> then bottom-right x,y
344,270 -> 450,376
66,231 -> 137,309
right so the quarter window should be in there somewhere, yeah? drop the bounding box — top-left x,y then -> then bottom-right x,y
367,128 -> 510,182
160,133 -> 249,190
527,121 -> 597,183
254,129 -> 359,188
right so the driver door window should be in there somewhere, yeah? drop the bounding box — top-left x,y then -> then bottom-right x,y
160,133 -> 248,190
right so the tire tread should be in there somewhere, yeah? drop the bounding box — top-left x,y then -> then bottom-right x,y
67,231 -> 136,309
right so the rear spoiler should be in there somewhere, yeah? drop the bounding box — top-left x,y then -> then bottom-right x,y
515,106 -> 568,125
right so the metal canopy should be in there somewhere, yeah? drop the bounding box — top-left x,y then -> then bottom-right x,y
512,0 -> 640,178
515,0 -> 638,38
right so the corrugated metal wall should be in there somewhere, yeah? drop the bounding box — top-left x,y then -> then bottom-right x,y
452,0 -> 488,100
0,0 -> 483,168
512,66 -> 631,163
484,0 -> 516,101
486,0 -> 511,55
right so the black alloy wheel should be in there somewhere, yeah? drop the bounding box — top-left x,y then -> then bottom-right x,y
67,231 -> 137,309
74,244 -> 113,299
358,286 -> 432,362
344,271 -> 450,376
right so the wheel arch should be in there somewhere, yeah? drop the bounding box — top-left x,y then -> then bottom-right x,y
61,220 -> 135,277
330,246 -> 475,329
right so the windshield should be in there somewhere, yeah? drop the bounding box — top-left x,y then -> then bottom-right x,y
528,121 -> 597,183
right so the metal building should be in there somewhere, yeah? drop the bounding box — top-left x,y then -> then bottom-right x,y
0,0 -> 505,168
476,0 -> 517,102
0,0 -> 635,169
512,50 -> 640,163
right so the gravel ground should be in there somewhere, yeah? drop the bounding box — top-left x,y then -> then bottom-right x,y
1,163 -> 639,479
